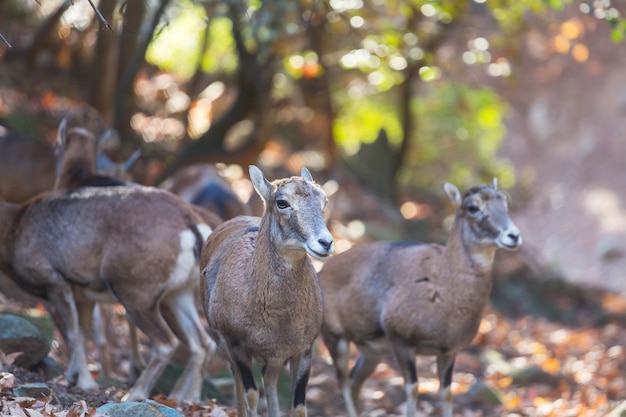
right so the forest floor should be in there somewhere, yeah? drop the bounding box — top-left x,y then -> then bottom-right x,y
2,250 -> 626,417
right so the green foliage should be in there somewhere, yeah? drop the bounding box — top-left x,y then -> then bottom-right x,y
609,18 -> 626,43
484,0 -> 549,37
401,81 -> 515,190
333,94 -> 403,157
146,2 -> 237,81
142,0 -> 621,195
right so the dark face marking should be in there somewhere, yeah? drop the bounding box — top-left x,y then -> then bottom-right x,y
461,186 -> 512,240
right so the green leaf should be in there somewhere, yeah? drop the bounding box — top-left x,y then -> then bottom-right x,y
611,22 -> 626,44
477,104 -> 502,129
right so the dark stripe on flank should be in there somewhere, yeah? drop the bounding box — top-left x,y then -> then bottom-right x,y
80,175 -> 128,187
189,224 -> 204,259
389,241 -> 425,248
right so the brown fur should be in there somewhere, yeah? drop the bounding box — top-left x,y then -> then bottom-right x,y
0,185 -> 215,403
52,120 -> 223,381
54,121 -> 224,230
200,166 -> 333,417
0,128 -> 56,204
319,181 -> 522,417
161,163 -> 249,220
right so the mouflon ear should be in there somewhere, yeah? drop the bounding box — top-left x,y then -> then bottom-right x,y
249,165 -> 272,202
443,183 -> 462,208
300,167 -> 313,182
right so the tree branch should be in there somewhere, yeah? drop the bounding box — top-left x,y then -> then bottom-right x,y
4,0 -> 71,63
154,4 -> 273,184
0,33 -> 11,48
86,0 -> 112,30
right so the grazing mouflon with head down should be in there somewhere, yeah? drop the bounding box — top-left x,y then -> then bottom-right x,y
319,180 -> 522,417
200,165 -> 333,417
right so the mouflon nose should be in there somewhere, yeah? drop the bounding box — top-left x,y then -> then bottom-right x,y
318,237 -> 333,252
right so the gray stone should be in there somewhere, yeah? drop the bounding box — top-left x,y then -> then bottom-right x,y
35,356 -> 63,379
12,382 -> 53,399
96,400 -> 184,417
0,313 -> 50,369
466,379 -> 503,406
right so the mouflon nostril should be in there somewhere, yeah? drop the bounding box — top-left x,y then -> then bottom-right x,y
319,238 -> 333,251
508,233 -> 519,243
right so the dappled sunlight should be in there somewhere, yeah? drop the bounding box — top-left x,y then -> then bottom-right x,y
400,201 -> 432,221
130,113 -> 184,144
1,0 -> 626,415
582,187 -> 626,233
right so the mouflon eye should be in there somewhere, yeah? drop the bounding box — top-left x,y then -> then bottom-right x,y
277,199 -> 290,209
467,204 -> 480,214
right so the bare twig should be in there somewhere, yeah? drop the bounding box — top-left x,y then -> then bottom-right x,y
87,0 -> 112,30
0,33 -> 11,48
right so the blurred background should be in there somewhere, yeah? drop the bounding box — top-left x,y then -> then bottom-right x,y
1,0 -> 626,415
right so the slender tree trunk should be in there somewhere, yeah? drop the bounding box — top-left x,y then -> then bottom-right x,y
305,3 -> 337,172
89,0 -> 118,124
181,13 -> 212,145
9,0 -> 71,64
154,5 -> 275,184
113,0 -> 148,144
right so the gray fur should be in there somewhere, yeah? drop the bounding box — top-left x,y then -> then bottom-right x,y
0,185 -> 215,404
319,182 -> 522,417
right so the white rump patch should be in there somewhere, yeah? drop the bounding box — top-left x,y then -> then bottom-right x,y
197,223 -> 212,241
170,229 -> 199,288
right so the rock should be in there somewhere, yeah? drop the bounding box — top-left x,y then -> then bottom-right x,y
466,379 -> 503,406
34,356 -> 63,380
0,313 -> 50,369
12,382 -> 53,399
152,360 -> 227,404
96,399 -> 184,417
511,365 -> 560,388
480,349 -> 517,375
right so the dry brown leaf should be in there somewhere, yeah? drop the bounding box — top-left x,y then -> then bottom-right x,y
0,371 -> 15,391
10,403 -> 31,417
2,351 -> 24,367
540,357 -> 561,374
208,406 -> 231,417
152,393 -> 178,408
26,408 -> 46,417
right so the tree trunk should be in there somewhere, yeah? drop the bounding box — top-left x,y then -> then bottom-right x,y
113,0 -> 148,145
89,0 -> 118,124
305,3 -> 338,173
154,5 -> 276,184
